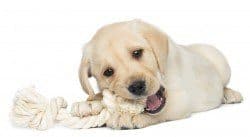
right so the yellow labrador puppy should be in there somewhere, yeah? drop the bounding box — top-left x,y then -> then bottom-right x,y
79,20 -> 243,129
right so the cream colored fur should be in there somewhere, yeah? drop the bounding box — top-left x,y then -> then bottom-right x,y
79,20 -> 243,129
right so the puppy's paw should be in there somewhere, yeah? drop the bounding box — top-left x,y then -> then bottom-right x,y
71,100 -> 103,117
223,88 -> 243,104
132,114 -> 151,129
106,113 -> 137,129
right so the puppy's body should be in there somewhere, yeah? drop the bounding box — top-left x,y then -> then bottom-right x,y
79,20 -> 242,129
162,41 -> 227,119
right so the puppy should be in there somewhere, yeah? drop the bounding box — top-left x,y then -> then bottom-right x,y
78,20 -> 243,129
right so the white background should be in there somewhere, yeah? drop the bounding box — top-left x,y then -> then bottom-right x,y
0,0 -> 249,137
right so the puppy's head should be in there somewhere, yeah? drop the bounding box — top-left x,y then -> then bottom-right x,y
79,20 -> 168,114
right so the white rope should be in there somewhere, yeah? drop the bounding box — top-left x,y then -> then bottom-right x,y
11,86 -> 144,130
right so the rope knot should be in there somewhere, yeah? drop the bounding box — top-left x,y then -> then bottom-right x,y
11,87 -> 68,130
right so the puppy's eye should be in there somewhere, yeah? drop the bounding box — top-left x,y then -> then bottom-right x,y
103,67 -> 114,77
132,49 -> 143,59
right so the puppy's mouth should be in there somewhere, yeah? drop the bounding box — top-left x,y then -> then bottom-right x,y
145,86 -> 166,114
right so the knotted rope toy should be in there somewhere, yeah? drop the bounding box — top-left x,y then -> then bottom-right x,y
11,86 -> 145,130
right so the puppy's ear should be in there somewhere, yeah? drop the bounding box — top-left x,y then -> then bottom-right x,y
79,43 -> 95,100
131,20 -> 168,74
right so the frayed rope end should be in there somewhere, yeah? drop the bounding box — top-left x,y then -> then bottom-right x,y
11,86 -> 67,130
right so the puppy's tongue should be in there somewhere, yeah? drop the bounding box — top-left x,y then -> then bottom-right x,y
146,94 -> 161,111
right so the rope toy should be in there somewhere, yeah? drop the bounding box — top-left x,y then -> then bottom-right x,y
11,86 -> 144,130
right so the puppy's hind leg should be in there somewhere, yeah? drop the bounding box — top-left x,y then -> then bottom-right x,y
223,88 -> 243,104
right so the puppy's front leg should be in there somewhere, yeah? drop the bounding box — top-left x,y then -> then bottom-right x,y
106,112 -> 163,129
132,113 -> 164,129
106,112 -> 134,129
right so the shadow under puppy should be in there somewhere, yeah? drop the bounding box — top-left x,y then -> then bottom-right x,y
79,20 -> 243,129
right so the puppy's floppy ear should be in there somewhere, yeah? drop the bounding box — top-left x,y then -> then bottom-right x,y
131,20 -> 168,74
79,43 -> 95,100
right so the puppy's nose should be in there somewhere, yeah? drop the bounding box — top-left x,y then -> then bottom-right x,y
128,80 -> 146,96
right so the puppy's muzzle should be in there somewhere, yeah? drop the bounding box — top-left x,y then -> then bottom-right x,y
128,80 -> 146,96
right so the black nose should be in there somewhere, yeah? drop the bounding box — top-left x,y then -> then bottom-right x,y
128,80 -> 146,96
